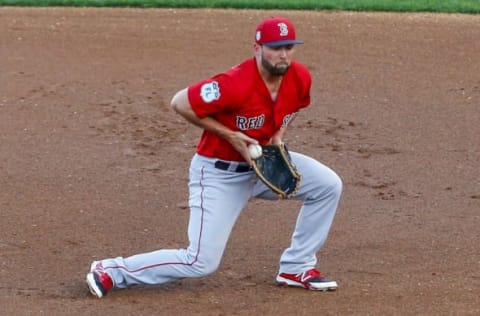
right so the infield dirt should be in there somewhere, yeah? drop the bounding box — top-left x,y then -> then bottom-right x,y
1,7 -> 479,315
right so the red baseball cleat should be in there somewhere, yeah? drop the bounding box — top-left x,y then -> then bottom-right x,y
86,261 -> 114,298
276,268 -> 337,291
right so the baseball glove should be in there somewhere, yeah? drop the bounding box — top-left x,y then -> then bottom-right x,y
252,144 -> 301,199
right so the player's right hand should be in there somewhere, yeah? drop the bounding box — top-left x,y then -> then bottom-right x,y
226,131 -> 258,165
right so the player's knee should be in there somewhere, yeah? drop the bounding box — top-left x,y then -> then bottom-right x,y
330,172 -> 343,196
311,171 -> 342,201
192,256 -> 222,277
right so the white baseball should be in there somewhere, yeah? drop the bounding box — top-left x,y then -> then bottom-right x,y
248,144 -> 262,159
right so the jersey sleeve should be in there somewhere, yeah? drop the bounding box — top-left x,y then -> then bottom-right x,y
187,74 -> 237,118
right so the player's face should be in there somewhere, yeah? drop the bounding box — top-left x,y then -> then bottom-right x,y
260,44 -> 295,76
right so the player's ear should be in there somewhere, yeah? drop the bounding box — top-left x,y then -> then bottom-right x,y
253,43 -> 262,56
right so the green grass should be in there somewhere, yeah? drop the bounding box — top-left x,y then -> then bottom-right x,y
1,0 -> 479,13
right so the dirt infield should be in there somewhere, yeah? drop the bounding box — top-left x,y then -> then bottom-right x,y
1,7 -> 479,315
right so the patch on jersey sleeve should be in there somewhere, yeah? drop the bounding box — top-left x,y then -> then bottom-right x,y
200,81 -> 221,103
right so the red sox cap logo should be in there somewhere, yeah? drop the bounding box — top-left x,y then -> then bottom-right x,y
277,22 -> 289,36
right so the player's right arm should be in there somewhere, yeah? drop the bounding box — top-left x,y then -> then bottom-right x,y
170,88 -> 258,164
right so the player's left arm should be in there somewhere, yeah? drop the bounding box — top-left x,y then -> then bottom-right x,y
270,62 -> 311,145
270,127 -> 287,145
270,113 -> 299,145
271,65 -> 310,145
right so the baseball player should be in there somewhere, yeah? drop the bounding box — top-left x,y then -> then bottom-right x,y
86,16 -> 342,298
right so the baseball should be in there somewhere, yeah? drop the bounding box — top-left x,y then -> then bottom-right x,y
248,144 -> 262,159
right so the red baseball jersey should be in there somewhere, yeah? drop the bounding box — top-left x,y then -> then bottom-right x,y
187,57 -> 311,161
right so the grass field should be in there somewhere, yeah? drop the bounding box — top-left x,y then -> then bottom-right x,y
1,0 -> 479,13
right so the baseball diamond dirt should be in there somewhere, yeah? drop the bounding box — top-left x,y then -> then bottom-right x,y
1,6 -> 479,315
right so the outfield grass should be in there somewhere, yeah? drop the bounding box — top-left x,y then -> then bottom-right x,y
1,0 -> 479,14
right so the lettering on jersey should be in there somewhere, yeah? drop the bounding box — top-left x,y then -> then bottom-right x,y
282,112 -> 298,128
236,114 -> 265,130
200,81 -> 220,103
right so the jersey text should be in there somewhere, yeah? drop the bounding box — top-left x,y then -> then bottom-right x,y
236,114 -> 265,130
